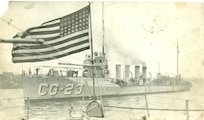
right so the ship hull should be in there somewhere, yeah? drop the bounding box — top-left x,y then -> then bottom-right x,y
22,76 -> 191,101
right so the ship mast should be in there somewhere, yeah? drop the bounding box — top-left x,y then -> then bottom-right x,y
177,40 -> 179,79
102,1 -> 105,55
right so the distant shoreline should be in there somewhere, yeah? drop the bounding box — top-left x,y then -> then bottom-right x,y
0,72 -> 23,89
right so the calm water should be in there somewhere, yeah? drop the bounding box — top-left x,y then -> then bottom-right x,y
1,80 -> 204,120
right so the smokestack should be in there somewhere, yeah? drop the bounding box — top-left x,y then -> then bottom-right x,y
142,66 -> 147,79
125,65 -> 130,79
134,65 -> 140,80
116,64 -> 121,79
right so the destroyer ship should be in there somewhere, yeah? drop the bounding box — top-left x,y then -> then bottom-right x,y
21,51 -> 191,100
1,4 -> 191,101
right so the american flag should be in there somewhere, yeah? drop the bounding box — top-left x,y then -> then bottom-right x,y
12,5 -> 90,63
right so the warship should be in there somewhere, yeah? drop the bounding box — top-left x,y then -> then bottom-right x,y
1,4 -> 191,101
21,51 -> 191,101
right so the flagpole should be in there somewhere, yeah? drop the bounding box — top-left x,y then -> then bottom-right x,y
89,2 -> 96,101
86,3 -> 105,117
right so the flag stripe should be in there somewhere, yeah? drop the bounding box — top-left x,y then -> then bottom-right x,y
13,43 -> 90,61
30,26 -> 60,32
12,5 -> 90,63
41,19 -> 60,26
25,32 -> 60,39
13,33 -> 88,53
29,23 -> 60,34
12,35 -> 61,48
13,37 -> 89,55
13,31 -> 88,50
28,22 -> 60,31
15,34 -> 88,52
13,46 -> 89,63
21,22 -> 60,38
28,29 -> 60,35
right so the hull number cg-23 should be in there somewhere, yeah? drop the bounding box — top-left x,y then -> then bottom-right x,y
38,83 -> 84,96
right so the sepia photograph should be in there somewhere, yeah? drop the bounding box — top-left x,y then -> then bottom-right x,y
0,1 -> 204,120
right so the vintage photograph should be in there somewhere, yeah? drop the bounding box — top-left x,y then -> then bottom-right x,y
0,1 -> 204,120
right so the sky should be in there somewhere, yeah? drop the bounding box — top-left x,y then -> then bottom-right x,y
0,1 -> 204,80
